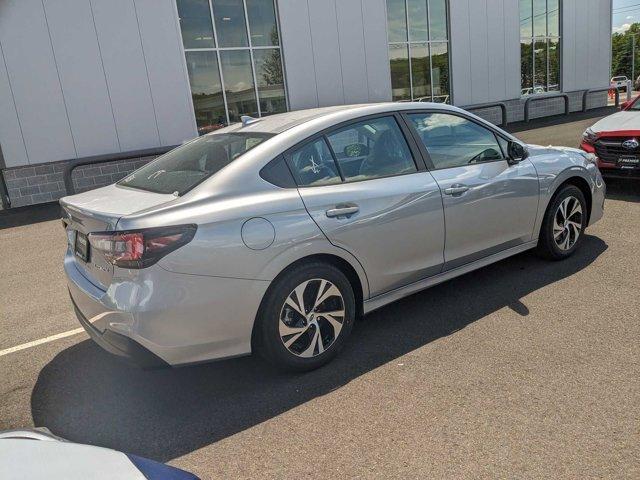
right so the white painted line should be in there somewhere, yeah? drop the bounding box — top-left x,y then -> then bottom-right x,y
0,328 -> 86,358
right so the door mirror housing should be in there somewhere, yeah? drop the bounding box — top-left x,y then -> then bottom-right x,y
507,141 -> 528,165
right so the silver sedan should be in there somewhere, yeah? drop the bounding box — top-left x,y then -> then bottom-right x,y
61,103 -> 605,371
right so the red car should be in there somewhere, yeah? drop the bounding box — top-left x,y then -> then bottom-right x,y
580,95 -> 640,178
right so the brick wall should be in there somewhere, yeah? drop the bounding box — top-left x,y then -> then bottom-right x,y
2,155 -> 156,208
468,91 -> 609,126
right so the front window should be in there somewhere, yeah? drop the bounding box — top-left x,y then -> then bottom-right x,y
520,0 -> 561,95
386,0 -> 450,103
118,133 -> 272,195
407,113 -> 504,169
176,0 -> 287,135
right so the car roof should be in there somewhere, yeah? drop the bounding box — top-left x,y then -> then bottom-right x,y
215,102 -> 467,136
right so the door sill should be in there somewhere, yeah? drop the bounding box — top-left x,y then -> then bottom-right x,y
363,240 -> 538,314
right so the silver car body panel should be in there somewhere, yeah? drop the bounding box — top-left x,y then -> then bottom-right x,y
60,102 -> 605,366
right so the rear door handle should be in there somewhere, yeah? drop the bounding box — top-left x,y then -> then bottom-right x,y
444,184 -> 470,196
326,204 -> 359,218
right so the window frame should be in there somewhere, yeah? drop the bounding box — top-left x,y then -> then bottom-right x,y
176,0 -> 289,127
399,109 -> 512,171
387,0 -> 452,104
283,112 -> 428,188
519,0 -> 562,96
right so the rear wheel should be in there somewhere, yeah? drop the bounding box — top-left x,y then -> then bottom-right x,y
537,185 -> 587,260
254,262 -> 355,372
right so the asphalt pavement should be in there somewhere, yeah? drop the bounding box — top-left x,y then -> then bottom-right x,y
0,110 -> 638,479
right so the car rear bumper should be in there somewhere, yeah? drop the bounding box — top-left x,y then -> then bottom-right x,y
64,249 -> 270,367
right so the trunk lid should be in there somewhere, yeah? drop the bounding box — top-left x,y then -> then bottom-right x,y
61,184 -> 177,289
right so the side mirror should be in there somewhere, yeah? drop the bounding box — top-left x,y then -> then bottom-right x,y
507,141 -> 528,165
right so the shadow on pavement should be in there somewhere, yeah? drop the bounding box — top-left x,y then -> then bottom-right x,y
604,178 -> 640,203
0,202 -> 61,230
31,235 -> 607,463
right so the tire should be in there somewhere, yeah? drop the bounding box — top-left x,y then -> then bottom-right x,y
537,184 -> 587,261
254,262 -> 356,372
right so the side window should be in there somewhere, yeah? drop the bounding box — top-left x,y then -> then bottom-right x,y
408,113 -> 504,169
289,138 -> 341,187
326,116 -> 417,181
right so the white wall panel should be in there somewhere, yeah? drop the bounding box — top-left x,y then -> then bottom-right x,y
43,0 -> 120,157
277,0 -> 318,109
278,0 -> 391,109
449,0 -> 521,106
307,0 -> 344,106
362,0 -> 392,102
91,0 -> 160,151
562,0 -> 611,91
336,0 -> 369,104
0,0 -> 76,164
0,42 -> 28,168
135,0 -> 197,145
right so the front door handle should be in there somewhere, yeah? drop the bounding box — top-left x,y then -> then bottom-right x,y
444,184 -> 470,196
326,204 -> 359,218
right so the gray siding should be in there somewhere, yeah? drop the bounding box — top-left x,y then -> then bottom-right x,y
0,0 -> 196,169
278,0 -> 391,110
449,0 -> 521,106
562,0 -> 612,91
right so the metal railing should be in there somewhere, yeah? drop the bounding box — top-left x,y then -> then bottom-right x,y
582,87 -> 619,111
462,101 -> 508,127
523,92 -> 570,123
63,146 -> 176,196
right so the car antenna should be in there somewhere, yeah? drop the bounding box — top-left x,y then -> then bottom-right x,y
240,115 -> 260,127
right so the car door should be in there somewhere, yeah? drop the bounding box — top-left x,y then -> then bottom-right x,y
404,111 -> 539,270
287,114 -> 445,297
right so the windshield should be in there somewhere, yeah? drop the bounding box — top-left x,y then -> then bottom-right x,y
118,133 -> 273,195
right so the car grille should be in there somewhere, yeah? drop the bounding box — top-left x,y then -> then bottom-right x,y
594,137 -> 640,163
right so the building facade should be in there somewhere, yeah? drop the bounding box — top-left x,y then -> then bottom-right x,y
0,0 -> 612,208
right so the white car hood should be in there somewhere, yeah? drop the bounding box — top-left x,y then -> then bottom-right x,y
590,110 -> 640,133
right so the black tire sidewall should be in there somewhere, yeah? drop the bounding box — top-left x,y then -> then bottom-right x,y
540,185 -> 587,260
256,262 -> 356,372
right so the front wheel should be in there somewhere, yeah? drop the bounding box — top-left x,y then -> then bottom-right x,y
254,262 -> 356,372
537,185 -> 587,260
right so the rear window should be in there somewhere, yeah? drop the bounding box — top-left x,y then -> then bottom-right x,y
118,133 -> 273,195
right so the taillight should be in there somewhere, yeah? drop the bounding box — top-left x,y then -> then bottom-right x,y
88,224 -> 197,269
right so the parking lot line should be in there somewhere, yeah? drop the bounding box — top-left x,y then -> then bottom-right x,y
0,328 -> 86,358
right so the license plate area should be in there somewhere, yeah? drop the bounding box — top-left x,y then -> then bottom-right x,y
617,157 -> 640,169
74,231 -> 90,262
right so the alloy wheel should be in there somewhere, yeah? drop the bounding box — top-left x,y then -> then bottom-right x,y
279,279 -> 345,358
553,196 -> 583,251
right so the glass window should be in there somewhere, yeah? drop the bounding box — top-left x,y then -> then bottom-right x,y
389,44 -> 411,101
410,44 -> 432,100
326,117 -> 417,181
428,0 -> 448,41
387,0 -> 408,43
408,0 -> 428,42
185,51 -> 226,135
387,0 -> 449,102
408,113 -> 503,169
219,50 -> 259,122
177,0 -> 215,49
431,42 -> 449,103
177,0 -> 287,129
253,48 -> 286,115
118,133 -> 272,195
533,0 -> 546,37
520,0 -> 561,95
211,0 -> 249,47
246,0 -> 278,46
519,0 -> 532,38
289,139 -> 341,187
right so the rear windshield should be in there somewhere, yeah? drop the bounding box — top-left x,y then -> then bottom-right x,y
118,133 -> 273,195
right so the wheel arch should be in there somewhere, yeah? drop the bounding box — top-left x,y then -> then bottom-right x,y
251,252 -> 368,351
553,176 -> 593,225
